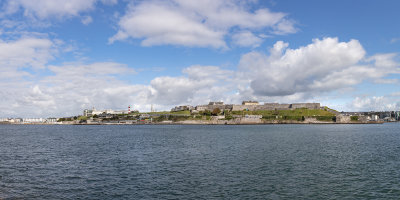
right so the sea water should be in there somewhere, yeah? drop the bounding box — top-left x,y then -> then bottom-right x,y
1,124 -> 399,199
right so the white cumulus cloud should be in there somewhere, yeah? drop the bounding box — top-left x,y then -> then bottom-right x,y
232,31 -> 263,48
238,37 -> 399,97
1,0 -> 117,25
0,37 -> 55,69
1,37 -> 399,117
109,0 -> 296,48
351,96 -> 400,111
2,0 -> 97,19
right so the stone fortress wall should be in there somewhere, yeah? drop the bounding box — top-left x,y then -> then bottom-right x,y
194,101 -> 320,112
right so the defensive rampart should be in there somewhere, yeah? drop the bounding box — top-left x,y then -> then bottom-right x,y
231,103 -> 320,111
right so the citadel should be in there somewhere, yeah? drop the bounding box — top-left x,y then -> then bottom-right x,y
172,101 -> 321,113
1,100 -> 399,124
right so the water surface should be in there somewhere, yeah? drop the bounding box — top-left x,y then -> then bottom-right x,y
1,124 -> 399,199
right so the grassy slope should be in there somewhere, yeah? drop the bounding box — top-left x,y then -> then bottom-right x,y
146,109 -> 334,117
231,109 -> 335,117
145,110 -> 191,115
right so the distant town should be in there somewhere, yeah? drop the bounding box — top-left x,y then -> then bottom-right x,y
1,101 -> 399,125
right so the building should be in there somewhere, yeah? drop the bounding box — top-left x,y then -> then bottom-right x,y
139,114 -> 150,119
193,101 -> 321,112
9,118 -> 22,123
84,108 -> 130,116
46,118 -> 58,123
242,101 -> 259,105
395,111 -> 400,121
371,114 -> 379,121
171,105 -> 193,112
195,102 -> 233,112
23,118 -> 45,123
231,103 -> 321,111
209,102 -> 224,105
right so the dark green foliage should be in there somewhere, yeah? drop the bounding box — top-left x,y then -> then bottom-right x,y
350,116 -> 359,121
262,115 -> 276,120
316,116 -> 335,121
153,115 -> 167,122
170,116 -> 190,122
212,108 -> 221,116
200,110 -> 211,116
57,118 -> 65,122
224,115 -> 233,120
282,116 -> 303,121
57,117 -> 73,122
108,116 -> 119,120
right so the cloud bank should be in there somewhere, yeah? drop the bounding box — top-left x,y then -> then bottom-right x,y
0,37 -> 399,117
0,0 -> 117,26
109,0 -> 297,48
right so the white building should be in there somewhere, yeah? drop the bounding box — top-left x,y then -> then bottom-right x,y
84,108 -> 130,116
23,118 -> 45,123
371,115 -> 379,121
0,118 -> 9,122
46,118 -> 58,123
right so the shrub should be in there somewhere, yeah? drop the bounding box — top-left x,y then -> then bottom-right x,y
316,116 -> 334,121
350,116 -> 359,121
200,110 -> 211,116
262,115 -> 276,120
283,116 -> 303,121
78,116 -> 87,120
224,115 -> 233,120
212,108 -> 221,116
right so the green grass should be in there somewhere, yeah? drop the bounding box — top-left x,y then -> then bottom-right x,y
77,116 -> 88,120
231,108 -> 335,117
145,110 -> 191,115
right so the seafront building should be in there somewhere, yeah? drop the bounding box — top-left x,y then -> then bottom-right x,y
83,107 -> 132,117
0,118 -> 59,124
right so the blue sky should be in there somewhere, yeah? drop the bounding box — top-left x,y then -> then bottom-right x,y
0,0 -> 399,117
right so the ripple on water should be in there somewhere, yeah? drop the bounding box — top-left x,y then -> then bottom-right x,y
1,124 -> 400,199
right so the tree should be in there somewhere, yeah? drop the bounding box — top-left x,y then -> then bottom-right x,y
350,116 -> 359,121
212,108 -> 221,116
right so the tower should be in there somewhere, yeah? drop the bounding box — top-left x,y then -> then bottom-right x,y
128,105 -> 131,113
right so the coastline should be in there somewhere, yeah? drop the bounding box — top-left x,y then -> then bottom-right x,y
0,120 -> 385,125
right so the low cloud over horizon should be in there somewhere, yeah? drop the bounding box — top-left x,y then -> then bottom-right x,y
1,35 -> 399,117
0,0 -> 399,117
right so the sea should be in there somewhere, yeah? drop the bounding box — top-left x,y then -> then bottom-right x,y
1,123 -> 399,199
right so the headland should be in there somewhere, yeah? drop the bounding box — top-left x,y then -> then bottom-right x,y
2,100 -> 398,125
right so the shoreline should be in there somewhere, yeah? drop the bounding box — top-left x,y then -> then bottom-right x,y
0,121 -> 386,125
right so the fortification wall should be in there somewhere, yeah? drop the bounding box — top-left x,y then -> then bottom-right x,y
232,103 -> 320,111
291,103 -> 320,110
196,104 -> 233,111
232,105 -> 253,111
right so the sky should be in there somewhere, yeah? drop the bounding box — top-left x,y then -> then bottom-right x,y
0,0 -> 399,118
